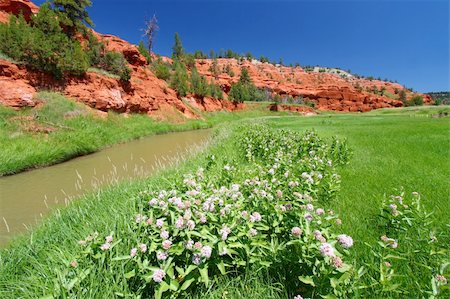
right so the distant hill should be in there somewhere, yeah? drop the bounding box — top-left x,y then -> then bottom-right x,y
426,92 -> 450,105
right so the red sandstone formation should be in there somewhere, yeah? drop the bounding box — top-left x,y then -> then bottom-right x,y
195,58 -> 431,112
0,0 -> 432,118
0,0 -> 38,22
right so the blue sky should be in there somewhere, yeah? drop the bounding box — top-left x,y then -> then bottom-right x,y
35,0 -> 449,92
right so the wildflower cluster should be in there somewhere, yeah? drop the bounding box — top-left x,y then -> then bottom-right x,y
72,124 -> 356,298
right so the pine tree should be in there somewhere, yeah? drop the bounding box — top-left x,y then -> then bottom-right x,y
239,68 -> 252,85
172,32 -> 184,59
50,0 -> 93,35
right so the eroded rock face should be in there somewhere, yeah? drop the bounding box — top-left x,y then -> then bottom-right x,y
0,60 -> 37,107
195,58 -> 431,112
0,0 -> 38,22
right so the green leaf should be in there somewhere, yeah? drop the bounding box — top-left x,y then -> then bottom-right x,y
169,278 -> 179,291
180,277 -> 195,291
184,265 -> 197,277
217,261 -> 226,275
112,255 -> 130,261
199,265 -> 209,286
299,275 -> 316,287
124,269 -> 135,279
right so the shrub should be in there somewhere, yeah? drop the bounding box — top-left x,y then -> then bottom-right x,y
208,59 -> 220,77
138,41 -> 152,64
85,32 -> 105,67
152,57 -> 171,81
170,60 -> 190,97
208,82 -> 223,100
100,51 -> 132,81
190,67 -> 209,98
410,95 -> 424,106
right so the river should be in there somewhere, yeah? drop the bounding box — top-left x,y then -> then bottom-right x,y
0,129 -> 211,246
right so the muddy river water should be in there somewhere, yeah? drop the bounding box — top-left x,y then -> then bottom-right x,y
0,129 -> 211,246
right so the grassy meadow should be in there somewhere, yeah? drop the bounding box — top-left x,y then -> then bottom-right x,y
0,105 -> 448,298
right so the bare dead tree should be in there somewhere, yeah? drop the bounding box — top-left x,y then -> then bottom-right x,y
143,14 -> 159,53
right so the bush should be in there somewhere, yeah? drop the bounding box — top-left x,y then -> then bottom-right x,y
190,67 -> 209,98
410,95 -> 424,106
152,57 -> 171,81
100,51 -> 132,81
208,82 -> 223,100
138,41 -> 152,64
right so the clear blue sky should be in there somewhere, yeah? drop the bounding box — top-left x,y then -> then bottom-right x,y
35,0 -> 449,92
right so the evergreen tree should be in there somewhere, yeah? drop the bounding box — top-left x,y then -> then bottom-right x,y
190,67 -> 209,97
172,32 -> 184,59
50,0 -> 93,35
170,60 -> 190,97
239,68 -> 252,85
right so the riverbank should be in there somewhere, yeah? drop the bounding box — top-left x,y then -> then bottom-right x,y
0,92 -> 280,176
0,109 -> 448,298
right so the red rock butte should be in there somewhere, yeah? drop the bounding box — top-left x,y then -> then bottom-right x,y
0,0 -> 432,119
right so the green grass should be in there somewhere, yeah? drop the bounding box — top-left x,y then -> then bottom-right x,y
0,91 -> 280,176
265,108 -> 450,261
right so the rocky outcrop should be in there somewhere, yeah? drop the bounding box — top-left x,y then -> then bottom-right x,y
195,58 -> 431,112
0,0 -> 38,22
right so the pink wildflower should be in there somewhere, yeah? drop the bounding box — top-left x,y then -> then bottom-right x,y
337,234 -> 354,248
201,246 -> 212,259
291,227 -> 302,237
152,269 -> 166,283
139,243 -> 147,253
306,204 -> 314,211
162,240 -> 172,250
316,208 -> 325,215
156,218 -> 164,228
332,256 -> 343,268
248,228 -> 258,237
319,243 -> 335,257
294,295 -> 303,299
220,226 -> 231,240
304,213 -> 313,222
186,220 -> 196,230
105,235 -> 113,243
160,230 -> 169,239
192,254 -> 202,265
194,242 -> 203,250
100,243 -> 111,251
156,251 -> 168,261
130,248 -> 138,257
435,275 -> 447,284
70,260 -> 78,268
250,212 -> 262,222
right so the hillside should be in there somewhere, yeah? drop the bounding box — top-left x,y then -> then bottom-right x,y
0,0 -> 432,118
